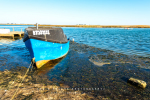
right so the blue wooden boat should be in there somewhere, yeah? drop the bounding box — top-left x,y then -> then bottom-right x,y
23,26 -> 69,68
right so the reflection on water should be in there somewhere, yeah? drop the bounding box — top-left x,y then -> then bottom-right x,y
34,56 -> 66,75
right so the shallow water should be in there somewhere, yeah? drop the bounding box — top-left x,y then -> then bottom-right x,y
0,38 -> 31,71
46,41 -> 150,99
0,25 -> 150,99
0,38 -> 150,99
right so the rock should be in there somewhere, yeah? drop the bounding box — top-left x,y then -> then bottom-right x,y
128,77 -> 147,88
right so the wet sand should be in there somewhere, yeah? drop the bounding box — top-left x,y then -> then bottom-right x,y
0,39 -> 150,99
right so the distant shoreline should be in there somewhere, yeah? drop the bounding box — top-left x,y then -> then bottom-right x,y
39,25 -> 150,28
0,24 -> 150,28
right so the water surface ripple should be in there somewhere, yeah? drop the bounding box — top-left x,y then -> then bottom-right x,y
63,28 -> 150,57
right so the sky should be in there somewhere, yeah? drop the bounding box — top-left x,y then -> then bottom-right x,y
0,0 -> 150,25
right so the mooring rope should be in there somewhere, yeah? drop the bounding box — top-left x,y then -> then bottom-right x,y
11,61 -> 33,100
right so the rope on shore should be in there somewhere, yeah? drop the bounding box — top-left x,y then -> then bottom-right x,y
11,61 -> 33,100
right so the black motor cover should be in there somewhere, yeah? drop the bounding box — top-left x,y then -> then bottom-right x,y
23,27 -> 68,43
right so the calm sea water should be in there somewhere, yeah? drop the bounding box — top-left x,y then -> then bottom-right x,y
63,27 -> 150,57
0,25 -> 150,99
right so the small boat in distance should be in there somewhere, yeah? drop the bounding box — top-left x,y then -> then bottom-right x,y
23,24 -> 69,69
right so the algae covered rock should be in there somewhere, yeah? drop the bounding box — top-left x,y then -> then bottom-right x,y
128,77 -> 147,89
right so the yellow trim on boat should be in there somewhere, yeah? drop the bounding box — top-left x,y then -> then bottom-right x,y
35,52 -> 68,69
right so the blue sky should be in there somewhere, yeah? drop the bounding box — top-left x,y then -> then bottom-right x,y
0,0 -> 150,25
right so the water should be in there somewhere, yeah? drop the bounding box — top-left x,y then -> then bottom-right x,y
0,25 -> 150,99
63,27 -> 150,57
0,25 -> 33,32
1,25 -> 150,57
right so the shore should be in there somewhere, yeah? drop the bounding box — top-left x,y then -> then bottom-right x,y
38,25 -> 150,28
0,68 -> 109,100
0,24 -> 150,28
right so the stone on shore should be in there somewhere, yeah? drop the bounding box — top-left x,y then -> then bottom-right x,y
128,77 -> 147,89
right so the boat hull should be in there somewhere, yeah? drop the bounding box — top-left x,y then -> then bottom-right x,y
25,39 -> 69,68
